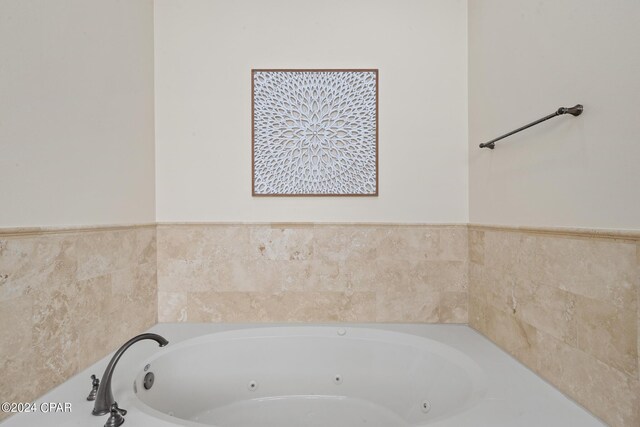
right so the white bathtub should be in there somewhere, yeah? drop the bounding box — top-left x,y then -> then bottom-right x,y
1,324 -> 606,427
133,327 -> 486,427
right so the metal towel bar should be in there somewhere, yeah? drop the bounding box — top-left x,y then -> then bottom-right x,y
479,104 -> 583,149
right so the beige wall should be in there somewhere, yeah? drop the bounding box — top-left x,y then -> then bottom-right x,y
0,226 -> 157,421
0,0 -> 157,420
0,0 -> 156,228
468,0 -> 640,230
154,0 -> 469,223
469,226 -> 640,427
157,224 -> 468,323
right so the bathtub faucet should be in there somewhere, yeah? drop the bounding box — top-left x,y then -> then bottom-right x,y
92,333 -> 169,417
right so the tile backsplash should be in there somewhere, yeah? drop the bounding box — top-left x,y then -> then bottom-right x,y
468,226 -> 639,427
2,222 -> 638,426
0,226 -> 157,420
157,224 -> 469,323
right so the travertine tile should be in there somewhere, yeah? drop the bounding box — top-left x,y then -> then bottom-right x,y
4,222 -> 638,427
223,259 -> 308,292
575,293 -> 637,377
156,226 -> 206,260
187,292 -> 266,322
76,230 -> 137,280
0,296 -> 33,405
474,270 -> 519,317
276,260 -> 313,291
469,229 -> 484,265
0,235 -> 76,302
109,263 -> 157,342
312,226 -> 377,263
75,275 -> 112,370
471,228 -> 640,427
188,291 -> 376,323
157,258 -> 220,292
338,258 -> 402,292
135,227 -> 157,265
279,291 -> 376,322
116,264 -> 157,329
468,262 -> 488,303
375,227 -> 467,262
483,230 -> 536,278
481,302 -> 540,369
437,227 -> 469,262
536,236 -> 636,306
375,288 -> 440,322
250,227 -> 314,261
468,296 -> 487,332
158,291 -> 187,322
536,330 -> 639,427
637,242 -> 640,380
374,227 -> 440,261
303,260 -> 343,291
157,225 -> 250,261
414,260 -> 468,292
439,291 -> 468,323
158,225 -> 293,294
111,263 -> 156,299
0,226 -> 157,420
31,279 -> 81,394
157,224 -> 470,323
513,281 -> 577,347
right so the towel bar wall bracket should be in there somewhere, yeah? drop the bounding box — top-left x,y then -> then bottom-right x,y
479,104 -> 583,149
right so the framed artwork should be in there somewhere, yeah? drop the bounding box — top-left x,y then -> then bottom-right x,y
252,69 -> 378,196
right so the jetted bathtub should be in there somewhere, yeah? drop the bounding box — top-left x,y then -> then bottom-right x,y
133,327 -> 486,427
1,324 -> 606,427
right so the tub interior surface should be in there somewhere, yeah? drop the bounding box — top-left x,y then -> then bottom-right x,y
134,327 -> 487,426
192,395 -> 409,427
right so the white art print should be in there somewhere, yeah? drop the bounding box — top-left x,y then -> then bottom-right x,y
252,70 -> 378,196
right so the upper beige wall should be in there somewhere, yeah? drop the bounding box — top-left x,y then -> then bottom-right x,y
468,0 -> 640,231
0,0 -> 156,227
154,0 -> 468,223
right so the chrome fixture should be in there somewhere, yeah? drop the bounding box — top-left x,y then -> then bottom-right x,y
92,333 -> 169,417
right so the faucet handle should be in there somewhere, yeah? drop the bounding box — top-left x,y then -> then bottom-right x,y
104,402 -> 126,427
86,375 -> 100,401
113,403 -> 127,416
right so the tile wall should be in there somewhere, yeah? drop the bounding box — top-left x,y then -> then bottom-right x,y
469,226 -> 639,427
157,224 -> 469,323
2,222 -> 638,426
0,226 -> 157,420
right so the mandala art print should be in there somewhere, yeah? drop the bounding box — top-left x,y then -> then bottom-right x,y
252,70 -> 378,196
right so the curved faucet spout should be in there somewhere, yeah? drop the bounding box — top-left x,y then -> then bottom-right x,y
92,333 -> 168,416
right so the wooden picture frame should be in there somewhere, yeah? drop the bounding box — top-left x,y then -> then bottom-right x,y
252,69 -> 378,197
